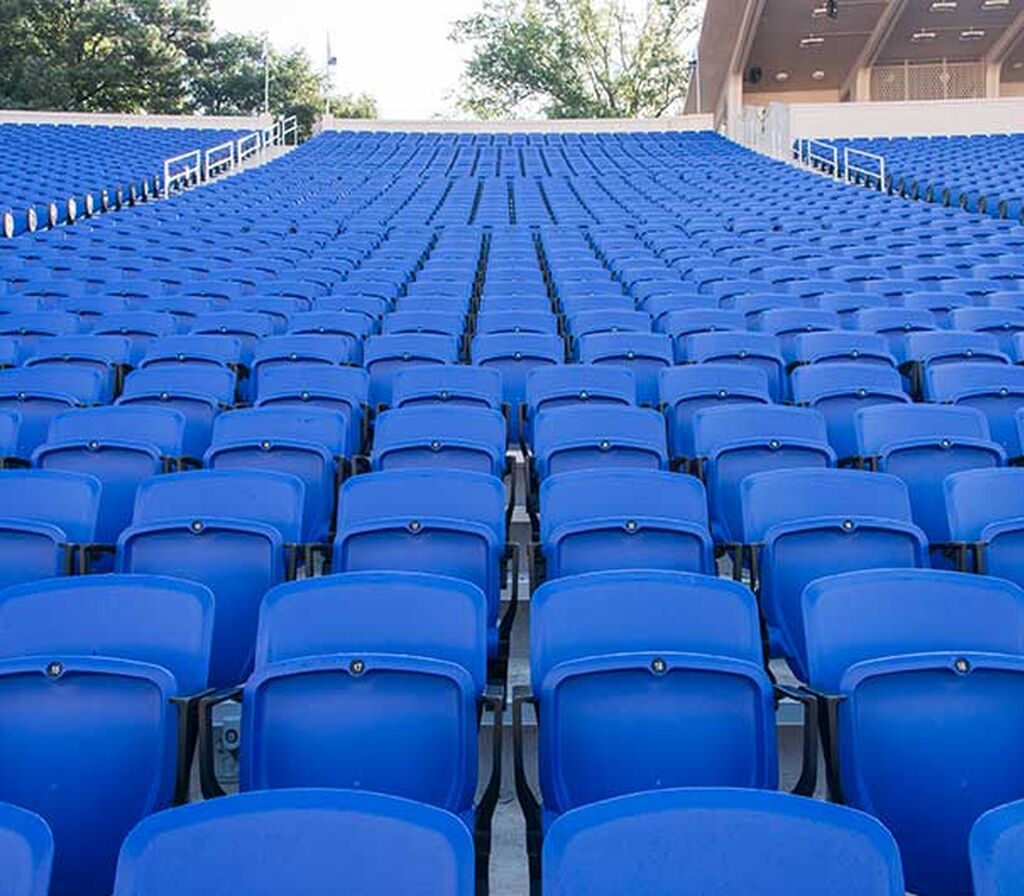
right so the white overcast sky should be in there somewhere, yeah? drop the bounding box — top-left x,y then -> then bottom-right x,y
208,0 -> 704,120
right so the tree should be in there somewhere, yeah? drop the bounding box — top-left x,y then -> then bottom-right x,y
451,0 -> 699,119
0,0 -> 376,133
0,0 -> 212,113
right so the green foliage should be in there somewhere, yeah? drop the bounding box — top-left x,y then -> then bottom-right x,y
451,0 -> 699,119
0,0 -> 376,134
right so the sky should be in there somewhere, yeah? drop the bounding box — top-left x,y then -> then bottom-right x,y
208,0 -> 487,119
208,0 -> 705,120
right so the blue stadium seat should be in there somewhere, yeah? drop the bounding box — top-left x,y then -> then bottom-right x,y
803,568 -> 1024,896
34,406 -> 187,544
118,367 -> 235,459
197,574 -> 498,879
693,405 -> 834,545
855,404 -> 1004,546
190,312 -> 275,353
788,331 -> 896,369
365,334 -> 460,409
371,406 -> 507,477
475,310 -> 559,335
117,470 -> 305,686
522,366 -> 636,446
0,409 -> 23,468
518,569 -> 813,877
951,306 -> 1024,355
531,406 -> 668,482
851,308 -> 938,353
25,336 -> 131,402
381,310 -> 465,339
542,789 -> 904,896
0,312 -> 81,348
971,798 -> 1024,896
205,408 -> 350,543
0,574 -> 213,896
790,363 -> 910,460
926,364 -> 1024,459
112,789 -> 474,896
659,365 -> 772,467
140,335 -> 246,374
0,801 -> 52,896
92,313 -> 178,365
575,333 -> 671,406
391,365 -> 504,412
254,365 -> 368,453
0,366 -> 105,457
537,470 -> 712,580
680,332 -> 786,401
566,310 -> 651,344
741,468 -> 928,676
251,335 -> 358,391
946,467 -> 1024,585
471,333 -> 565,442
0,336 -> 27,369
332,471 -> 509,658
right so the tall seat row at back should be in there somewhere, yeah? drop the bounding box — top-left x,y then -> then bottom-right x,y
3,126 -> 1024,896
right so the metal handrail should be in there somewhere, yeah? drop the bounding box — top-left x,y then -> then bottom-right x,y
162,149 -> 201,198
204,139 -> 236,181
806,139 -> 840,178
844,146 -> 887,191
280,115 -> 298,146
236,132 -> 261,165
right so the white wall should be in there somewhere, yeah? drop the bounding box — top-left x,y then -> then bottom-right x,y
319,115 -> 716,133
783,98 -> 1024,139
0,110 -> 270,130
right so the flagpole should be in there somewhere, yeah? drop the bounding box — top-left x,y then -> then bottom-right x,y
263,33 -> 270,115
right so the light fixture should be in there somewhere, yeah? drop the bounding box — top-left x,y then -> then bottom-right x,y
775,71 -> 790,82
799,35 -> 825,47
911,30 -> 937,41
1012,61 -> 1023,70
959,28 -> 986,40
929,1 -> 958,10
812,70 -> 826,80
982,0 -> 1009,9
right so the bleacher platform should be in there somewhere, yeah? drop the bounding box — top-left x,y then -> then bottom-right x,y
1,124 -> 1024,895
802,132 -> 1024,222
0,122 -> 255,237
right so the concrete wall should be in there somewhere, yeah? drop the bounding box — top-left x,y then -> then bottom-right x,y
745,89 -> 841,106
0,109 -> 269,129
784,97 -> 1024,139
319,115 -> 716,133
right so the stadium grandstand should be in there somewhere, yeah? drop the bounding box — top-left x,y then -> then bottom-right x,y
2,1 -> 1024,895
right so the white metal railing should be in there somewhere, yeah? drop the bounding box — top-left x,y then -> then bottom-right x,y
805,139 -> 840,178
204,139 -> 236,181
163,149 -> 201,197
237,132 -> 261,165
279,115 -> 298,146
844,147 -> 887,191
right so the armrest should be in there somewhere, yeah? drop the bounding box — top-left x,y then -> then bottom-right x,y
773,683 -> 819,798
804,686 -> 847,804
197,686 -> 243,799
475,686 -> 506,853
512,685 -> 542,852
528,542 -> 545,594
497,543 -> 521,685
170,688 -> 215,805
77,543 -> 116,575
